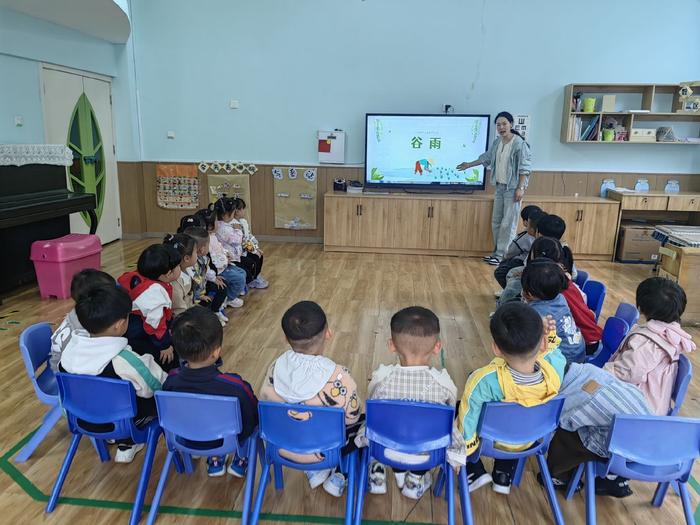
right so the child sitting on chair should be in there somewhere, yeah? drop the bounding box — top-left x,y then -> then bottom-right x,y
522,259 -> 585,364
357,306 -> 466,500
59,286 -> 167,463
494,206 -> 545,289
117,244 -> 181,371
50,268 -> 115,372
163,306 -> 259,477
604,277 -> 695,415
458,302 -> 566,495
231,197 -> 268,289
163,233 -> 198,317
547,361 -> 652,497
259,301 -> 362,498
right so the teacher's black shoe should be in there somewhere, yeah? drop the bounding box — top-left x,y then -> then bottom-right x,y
482,254 -> 495,262
486,257 -> 501,266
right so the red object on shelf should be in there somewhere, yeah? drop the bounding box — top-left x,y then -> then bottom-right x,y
318,139 -> 331,153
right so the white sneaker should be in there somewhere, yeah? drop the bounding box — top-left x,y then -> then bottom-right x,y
216,311 -> 228,326
394,471 -> 407,490
322,471 -> 346,497
115,443 -> 144,463
249,276 -> 269,289
227,297 -> 244,308
368,461 -> 387,495
401,471 -> 432,500
305,468 -> 332,489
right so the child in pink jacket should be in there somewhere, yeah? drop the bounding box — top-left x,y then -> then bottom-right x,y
605,277 -> 695,415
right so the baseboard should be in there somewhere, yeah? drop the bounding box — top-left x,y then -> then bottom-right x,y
257,235 -> 322,244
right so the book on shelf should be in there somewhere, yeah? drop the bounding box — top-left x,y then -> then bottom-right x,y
580,115 -> 599,141
569,116 -> 582,141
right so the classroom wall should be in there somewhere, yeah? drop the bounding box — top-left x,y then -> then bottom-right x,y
129,0 -> 700,172
0,6 -> 141,160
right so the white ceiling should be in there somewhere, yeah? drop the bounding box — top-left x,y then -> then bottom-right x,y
0,0 -> 131,44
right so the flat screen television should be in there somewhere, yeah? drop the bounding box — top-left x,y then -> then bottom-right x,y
364,113 -> 491,191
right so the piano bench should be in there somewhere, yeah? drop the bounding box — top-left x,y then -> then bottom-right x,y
30,234 -> 102,299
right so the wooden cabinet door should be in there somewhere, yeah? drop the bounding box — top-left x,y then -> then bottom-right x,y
357,198 -> 392,248
622,195 -> 668,211
667,195 -> 700,211
389,198 -> 431,249
428,199 -> 470,250
323,196 -> 360,247
574,203 -> 619,255
464,199 -> 495,252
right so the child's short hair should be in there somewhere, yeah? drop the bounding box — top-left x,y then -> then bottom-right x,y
522,258 -> 569,300
137,244 -> 182,280
490,301 -> 544,357
70,269 -> 115,302
172,306 -> 223,362
75,286 -> 132,334
163,233 -> 196,258
636,277 -> 687,323
195,207 -> 216,231
177,215 -> 204,233
528,236 -> 563,263
213,197 -> 236,220
537,214 -> 566,239
527,210 -> 547,231
233,197 -> 247,210
281,301 -> 327,352
183,226 -> 209,245
390,306 -> 440,338
520,205 -> 542,222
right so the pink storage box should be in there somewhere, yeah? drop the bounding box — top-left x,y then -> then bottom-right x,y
30,234 -> 102,299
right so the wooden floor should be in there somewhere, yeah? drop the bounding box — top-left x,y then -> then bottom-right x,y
0,239 -> 698,524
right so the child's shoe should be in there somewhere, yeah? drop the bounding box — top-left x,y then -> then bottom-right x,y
215,311 -> 228,326
368,461 -> 387,494
491,469 -> 512,495
536,472 -> 583,493
249,276 -> 269,289
115,443 -> 144,463
466,461 -> 492,492
323,471 -> 347,497
227,453 -> 247,478
595,475 -> 633,498
226,298 -> 244,308
393,471 -> 407,490
401,472 -> 432,500
305,468 -> 332,489
207,455 -> 227,477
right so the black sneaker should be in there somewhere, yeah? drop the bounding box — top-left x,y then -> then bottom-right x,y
492,470 -> 512,495
595,476 -> 633,498
467,461 -> 492,493
537,472 -> 583,493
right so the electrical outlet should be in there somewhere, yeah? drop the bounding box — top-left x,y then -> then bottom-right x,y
14,115 -> 23,127
167,131 -> 175,139
229,99 -> 240,109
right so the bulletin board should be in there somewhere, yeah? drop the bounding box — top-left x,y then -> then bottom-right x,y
207,173 -> 252,222
156,164 -> 200,209
273,167 -> 317,229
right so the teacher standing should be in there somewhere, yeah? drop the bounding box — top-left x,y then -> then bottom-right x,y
457,111 -> 532,265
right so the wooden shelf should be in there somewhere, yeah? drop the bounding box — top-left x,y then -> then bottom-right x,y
561,83 -> 700,144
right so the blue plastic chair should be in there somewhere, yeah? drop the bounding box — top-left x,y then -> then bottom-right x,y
355,401 -> 468,525
586,316 -> 630,368
575,270 -> 589,289
614,302 -> 640,328
250,402 -> 357,525
16,322 -> 62,462
582,415 -> 700,525
146,391 -> 259,525
583,280 -> 606,321
47,373 -> 161,525
566,352 -> 694,502
465,399 -> 566,525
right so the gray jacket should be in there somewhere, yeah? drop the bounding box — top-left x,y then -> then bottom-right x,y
559,363 -> 651,457
478,134 -> 532,190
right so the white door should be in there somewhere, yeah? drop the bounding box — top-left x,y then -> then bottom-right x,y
42,66 -> 122,243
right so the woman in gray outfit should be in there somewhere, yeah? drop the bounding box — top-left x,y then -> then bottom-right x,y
457,111 -> 532,265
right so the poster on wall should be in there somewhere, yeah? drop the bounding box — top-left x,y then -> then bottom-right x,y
207,173 -> 252,223
273,167 -> 317,229
156,164 -> 200,209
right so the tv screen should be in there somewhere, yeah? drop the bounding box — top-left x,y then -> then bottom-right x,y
364,113 -> 490,191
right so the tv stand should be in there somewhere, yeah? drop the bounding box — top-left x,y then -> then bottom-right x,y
323,192 -> 620,260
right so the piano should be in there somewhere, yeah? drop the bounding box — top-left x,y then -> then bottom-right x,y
0,159 -> 97,294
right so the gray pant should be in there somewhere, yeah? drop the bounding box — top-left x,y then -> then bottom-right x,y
492,184 -> 521,259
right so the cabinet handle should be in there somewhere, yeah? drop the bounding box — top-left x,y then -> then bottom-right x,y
427,206 -> 431,218
359,204 -> 363,216
430,206 -> 434,218
355,204 -> 359,216
642,197 -> 648,203
579,209 -> 584,221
